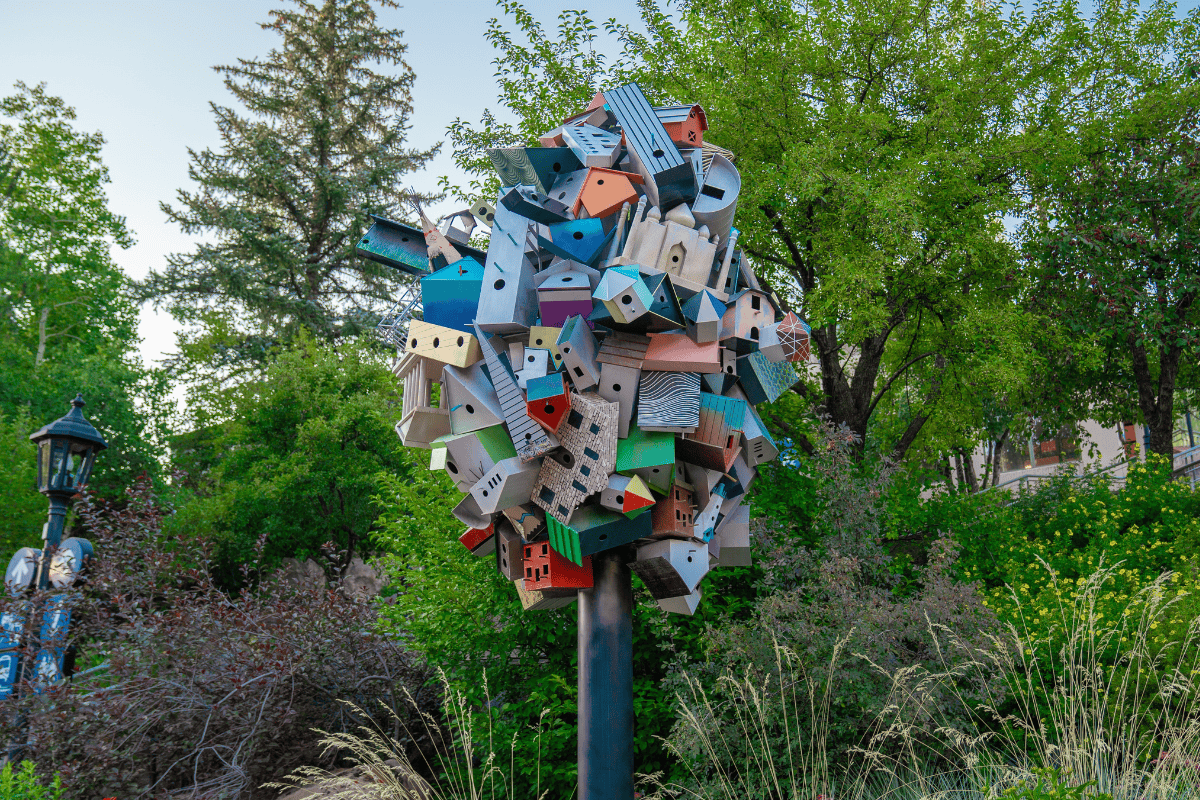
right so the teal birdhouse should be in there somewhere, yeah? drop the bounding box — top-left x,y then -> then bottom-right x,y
421,256 -> 484,333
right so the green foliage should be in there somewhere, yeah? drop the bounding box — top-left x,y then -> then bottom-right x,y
943,458 -> 1200,746
140,0 -> 439,379
0,81 -> 166,495
169,336 -> 407,585
1019,0 -> 1200,456
668,429 -> 997,791
0,763 -> 63,800
0,411 -> 45,554
992,769 -> 1114,800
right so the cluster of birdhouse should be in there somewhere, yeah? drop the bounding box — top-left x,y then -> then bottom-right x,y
358,83 -> 811,615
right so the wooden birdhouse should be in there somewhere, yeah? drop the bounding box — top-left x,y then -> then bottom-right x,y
526,372 -> 570,432
532,393 -> 619,524
502,503 -> 546,540
693,492 -> 724,543
615,198 -> 721,298
615,425 -> 675,494
495,520 -> 525,580
637,371 -> 700,433
471,456 -> 541,515
556,315 -> 602,390
538,218 -> 614,266
681,290 -> 726,344
514,579 -> 577,611
546,168 -> 589,211
474,324 -> 559,461
714,504 -> 751,566
597,332 -> 650,437
736,350 -> 801,405
476,202 -> 539,334
737,396 -> 779,467
524,540 -> 593,590
452,491 -> 490,530
653,104 -> 708,148
561,123 -> 623,168
640,271 -> 685,331
678,392 -> 746,473
720,289 -> 776,352
443,361 -> 505,435
393,351 -> 450,449
651,483 -> 695,539
433,425 -> 517,493
642,332 -> 722,374
600,473 -> 655,518
537,269 -> 595,329
528,326 -> 564,370
593,266 -> 653,325
356,215 -> 433,276
420,256 -> 483,334
458,522 -> 495,556
602,84 -> 696,210
658,588 -> 701,616
405,320 -> 483,368
486,146 -> 582,195
546,505 -> 652,566
692,154 -> 740,245
515,347 -> 550,390
630,539 -> 710,599
574,167 -> 642,220
759,312 -> 812,363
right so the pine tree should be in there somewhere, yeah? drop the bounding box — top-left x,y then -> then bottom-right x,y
142,0 -> 437,364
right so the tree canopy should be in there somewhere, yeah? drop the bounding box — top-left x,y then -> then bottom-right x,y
140,0 -> 438,380
0,81 -> 166,494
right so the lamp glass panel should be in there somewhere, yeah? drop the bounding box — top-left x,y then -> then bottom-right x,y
74,445 -> 96,487
49,440 -> 68,492
38,441 -> 51,491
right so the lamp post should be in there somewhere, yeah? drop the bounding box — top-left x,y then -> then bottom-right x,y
27,394 -> 106,591
0,394 -> 104,711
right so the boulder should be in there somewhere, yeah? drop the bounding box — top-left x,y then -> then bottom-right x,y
341,557 -> 384,599
278,557 -> 326,594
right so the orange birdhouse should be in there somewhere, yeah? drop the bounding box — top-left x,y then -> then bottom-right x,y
574,167 -> 642,220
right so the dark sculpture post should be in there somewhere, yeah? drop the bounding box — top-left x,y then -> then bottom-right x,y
577,546 -> 634,800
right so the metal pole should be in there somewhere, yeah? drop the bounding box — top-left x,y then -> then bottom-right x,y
577,546 -> 634,800
36,495 -> 69,590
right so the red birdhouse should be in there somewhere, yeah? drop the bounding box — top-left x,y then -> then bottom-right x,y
459,523 -> 495,555
524,541 -> 593,590
526,372 -> 571,432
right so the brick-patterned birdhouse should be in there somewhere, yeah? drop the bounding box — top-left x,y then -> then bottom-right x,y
524,540 -> 593,590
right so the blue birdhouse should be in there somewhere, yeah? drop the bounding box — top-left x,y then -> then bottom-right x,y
421,257 -> 484,333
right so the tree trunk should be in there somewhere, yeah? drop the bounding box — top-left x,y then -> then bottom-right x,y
1130,339 -> 1182,458
35,305 -> 49,366
991,428 -> 1009,488
961,448 -> 979,492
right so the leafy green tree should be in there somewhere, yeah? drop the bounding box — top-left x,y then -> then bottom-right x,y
0,412 -> 46,553
1025,45 -> 1199,456
140,0 -> 439,379
0,82 -> 166,495
445,0 -> 1042,460
169,336 -> 408,585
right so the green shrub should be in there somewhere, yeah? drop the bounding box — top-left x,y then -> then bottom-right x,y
0,762 -> 63,800
954,458 -> 1200,662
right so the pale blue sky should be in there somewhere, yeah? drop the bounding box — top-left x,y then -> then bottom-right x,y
1,0 -> 1196,374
